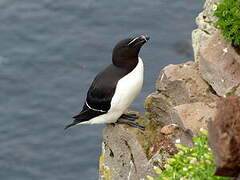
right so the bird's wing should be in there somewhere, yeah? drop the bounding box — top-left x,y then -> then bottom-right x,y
86,64 -> 128,112
66,65 -> 129,128
65,103 -> 105,129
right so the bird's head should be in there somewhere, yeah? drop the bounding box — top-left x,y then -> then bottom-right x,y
112,35 -> 150,68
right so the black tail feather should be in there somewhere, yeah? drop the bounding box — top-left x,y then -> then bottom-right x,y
66,107 -> 106,130
64,122 -> 76,130
65,114 -> 87,130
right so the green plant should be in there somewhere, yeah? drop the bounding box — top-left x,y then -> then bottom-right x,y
149,130 -> 230,180
214,0 -> 240,47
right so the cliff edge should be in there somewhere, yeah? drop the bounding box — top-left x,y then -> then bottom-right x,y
99,0 -> 240,179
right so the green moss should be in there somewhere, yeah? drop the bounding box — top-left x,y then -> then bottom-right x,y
144,95 -> 159,121
144,95 -> 154,110
147,120 -> 160,131
214,0 -> 240,47
145,111 -> 151,119
226,83 -> 240,96
136,121 -> 161,158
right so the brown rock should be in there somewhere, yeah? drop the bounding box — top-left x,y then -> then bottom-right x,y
199,30 -> 240,97
145,61 -> 217,126
160,124 -> 179,135
148,126 -> 194,168
170,102 -> 217,135
208,96 -> 240,177
156,61 -> 217,102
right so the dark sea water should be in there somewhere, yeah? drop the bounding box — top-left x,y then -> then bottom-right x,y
0,0 -> 204,179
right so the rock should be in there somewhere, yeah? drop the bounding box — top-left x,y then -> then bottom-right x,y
148,125 -> 194,168
99,0 -> 240,179
201,0 -> 221,25
156,61 -> 217,102
192,0 -> 222,61
100,61 -> 219,179
145,61 -> 218,126
99,114 -> 194,180
199,30 -> 240,97
160,124 -> 179,135
144,92 -> 174,126
99,122 -> 156,180
170,102 -> 217,134
236,175 -> 240,180
208,96 -> 240,178
192,28 -> 211,62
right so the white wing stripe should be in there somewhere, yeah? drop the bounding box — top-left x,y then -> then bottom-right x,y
85,101 -> 107,113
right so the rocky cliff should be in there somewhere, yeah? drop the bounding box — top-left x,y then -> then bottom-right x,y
99,0 -> 240,179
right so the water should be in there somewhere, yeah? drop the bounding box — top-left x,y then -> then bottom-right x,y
0,0 -> 204,179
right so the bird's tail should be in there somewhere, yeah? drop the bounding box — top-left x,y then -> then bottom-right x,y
64,122 -> 76,130
64,112 -> 88,130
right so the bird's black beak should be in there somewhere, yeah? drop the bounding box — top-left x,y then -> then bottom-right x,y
138,35 -> 150,42
128,35 -> 150,47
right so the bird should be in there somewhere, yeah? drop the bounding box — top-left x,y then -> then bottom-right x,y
65,35 -> 149,130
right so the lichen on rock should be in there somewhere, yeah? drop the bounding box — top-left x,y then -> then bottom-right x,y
192,0 -> 222,61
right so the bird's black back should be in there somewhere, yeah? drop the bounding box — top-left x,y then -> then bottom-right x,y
72,63 -> 136,124
86,64 -> 131,111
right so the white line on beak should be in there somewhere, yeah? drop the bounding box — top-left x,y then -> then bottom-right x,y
128,37 -> 138,46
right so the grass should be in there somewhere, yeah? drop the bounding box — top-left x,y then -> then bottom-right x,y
148,130 -> 230,180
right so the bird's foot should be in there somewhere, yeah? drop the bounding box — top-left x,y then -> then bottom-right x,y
120,113 -> 139,121
115,120 -> 145,131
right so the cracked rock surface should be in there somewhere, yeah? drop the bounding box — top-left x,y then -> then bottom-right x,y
199,31 -> 240,97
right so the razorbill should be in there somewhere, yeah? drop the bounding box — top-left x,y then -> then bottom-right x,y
65,35 -> 150,130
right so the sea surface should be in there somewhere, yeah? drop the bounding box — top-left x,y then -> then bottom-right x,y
0,0 -> 204,179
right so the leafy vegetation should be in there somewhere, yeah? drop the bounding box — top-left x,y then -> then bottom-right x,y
148,130 -> 230,180
214,0 -> 240,47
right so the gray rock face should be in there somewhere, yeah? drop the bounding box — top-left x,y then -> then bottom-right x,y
192,0 -> 222,61
199,31 -> 240,97
99,123 -> 156,180
145,61 -> 218,129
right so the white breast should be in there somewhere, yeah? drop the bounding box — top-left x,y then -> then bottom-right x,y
86,57 -> 144,124
110,57 -> 144,113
